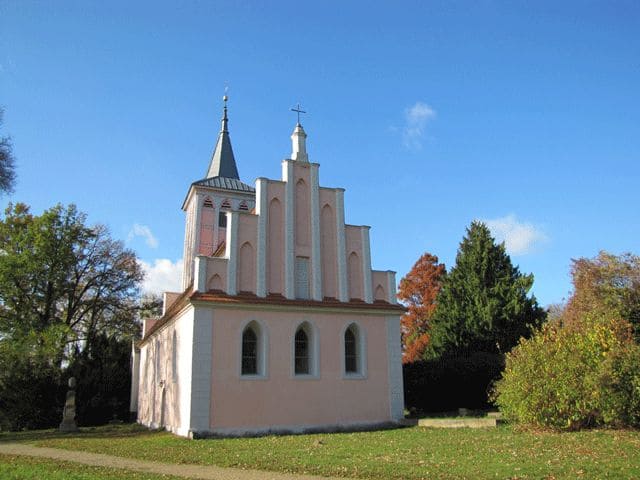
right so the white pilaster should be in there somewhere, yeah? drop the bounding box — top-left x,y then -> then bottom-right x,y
386,316 -> 404,422
255,178 -> 268,297
225,211 -> 239,296
193,256 -> 207,293
335,188 -> 348,302
386,271 -> 397,304
182,199 -> 196,290
361,226 -> 373,304
189,307 -> 213,435
129,342 -> 140,414
310,164 -> 322,301
283,161 -> 295,299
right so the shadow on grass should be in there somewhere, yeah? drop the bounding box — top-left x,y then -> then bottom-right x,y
0,423 -> 159,443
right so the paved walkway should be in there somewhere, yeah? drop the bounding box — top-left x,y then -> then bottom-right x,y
0,442 -> 342,480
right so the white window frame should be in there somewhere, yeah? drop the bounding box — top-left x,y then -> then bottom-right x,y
238,320 -> 268,380
341,322 -> 367,379
291,320 -> 320,379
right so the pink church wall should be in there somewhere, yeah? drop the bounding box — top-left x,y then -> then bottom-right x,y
371,271 -> 386,301
206,257 -> 228,292
197,200 -> 216,256
293,164 -> 311,258
320,203 -> 337,299
209,309 -> 391,431
345,226 -> 364,300
267,194 -> 284,295
237,213 -> 258,294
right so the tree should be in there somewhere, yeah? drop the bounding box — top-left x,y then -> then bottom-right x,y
0,108 -> 16,194
428,221 -> 545,358
565,251 -> 640,341
397,253 -> 445,363
0,203 -> 144,429
0,203 -> 143,363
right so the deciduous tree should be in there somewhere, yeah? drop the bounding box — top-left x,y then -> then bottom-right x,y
397,253 -> 445,363
0,108 -> 16,194
0,203 -> 144,429
565,251 -> 640,340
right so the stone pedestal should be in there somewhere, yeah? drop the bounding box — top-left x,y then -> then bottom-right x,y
59,377 -> 78,432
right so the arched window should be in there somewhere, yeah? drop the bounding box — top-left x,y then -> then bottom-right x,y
344,327 -> 357,373
343,323 -> 365,376
294,328 -> 309,375
241,326 -> 258,375
239,201 -> 249,211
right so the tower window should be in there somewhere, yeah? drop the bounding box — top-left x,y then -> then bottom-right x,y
218,212 -> 227,228
239,201 -> 249,211
221,199 -> 231,209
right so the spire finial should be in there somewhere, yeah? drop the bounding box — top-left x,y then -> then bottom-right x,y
220,93 -> 229,133
290,102 -> 306,126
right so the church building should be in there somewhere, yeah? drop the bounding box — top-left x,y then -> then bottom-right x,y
131,98 -> 405,437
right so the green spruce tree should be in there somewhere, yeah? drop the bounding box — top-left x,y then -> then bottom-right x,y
427,221 -> 545,358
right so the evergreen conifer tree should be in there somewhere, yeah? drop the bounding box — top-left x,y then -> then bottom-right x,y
427,221 -> 545,358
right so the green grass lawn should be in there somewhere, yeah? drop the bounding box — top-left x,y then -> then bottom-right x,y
0,453 -> 183,480
2,424 -> 640,479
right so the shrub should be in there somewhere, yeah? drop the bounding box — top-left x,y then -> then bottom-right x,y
493,313 -> 640,430
404,352 -> 504,413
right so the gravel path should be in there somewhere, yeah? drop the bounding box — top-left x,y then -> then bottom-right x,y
0,442 -> 342,480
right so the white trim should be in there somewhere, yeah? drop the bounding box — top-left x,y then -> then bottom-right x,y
129,342 -> 140,413
290,320 -> 320,379
225,211 -> 239,296
194,256 -> 207,292
340,322 -> 368,380
309,164 -> 322,301
283,160 -> 295,299
386,271 -> 397,304
386,316 -> 404,421
361,226 -> 373,303
189,306 -> 213,432
255,178 -> 268,297
335,189 -> 348,302
238,319 -> 269,380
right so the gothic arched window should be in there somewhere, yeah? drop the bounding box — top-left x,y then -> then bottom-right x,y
241,326 -> 258,375
344,323 -> 364,375
294,327 -> 309,375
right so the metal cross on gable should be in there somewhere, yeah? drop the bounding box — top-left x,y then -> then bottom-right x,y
290,103 -> 307,124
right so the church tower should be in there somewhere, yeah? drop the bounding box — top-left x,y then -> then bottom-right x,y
181,97 -> 256,289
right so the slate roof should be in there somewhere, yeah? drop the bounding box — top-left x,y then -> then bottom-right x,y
191,176 -> 255,193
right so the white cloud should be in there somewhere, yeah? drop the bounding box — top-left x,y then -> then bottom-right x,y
483,214 -> 548,256
139,258 -> 184,294
128,223 -> 159,249
402,101 -> 436,149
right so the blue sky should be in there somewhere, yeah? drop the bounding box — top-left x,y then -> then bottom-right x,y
1,1 -> 639,306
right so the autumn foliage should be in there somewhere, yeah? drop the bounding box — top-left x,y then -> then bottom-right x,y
494,251 -> 640,430
397,253 -> 445,363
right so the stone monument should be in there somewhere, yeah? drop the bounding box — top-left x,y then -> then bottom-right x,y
59,376 -> 78,432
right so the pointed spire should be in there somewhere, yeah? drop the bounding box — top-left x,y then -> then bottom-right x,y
206,95 -> 240,179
